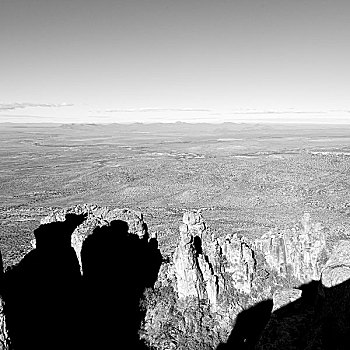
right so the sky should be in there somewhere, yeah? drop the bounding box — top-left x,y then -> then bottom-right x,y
1,0 -> 350,124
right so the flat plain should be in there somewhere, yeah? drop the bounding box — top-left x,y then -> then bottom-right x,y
1,122 -> 350,267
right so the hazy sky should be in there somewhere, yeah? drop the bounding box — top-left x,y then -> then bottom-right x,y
1,0 -> 350,123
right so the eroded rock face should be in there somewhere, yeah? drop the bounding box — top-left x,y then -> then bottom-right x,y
254,213 -> 327,283
173,211 -> 217,305
141,211 -> 259,349
217,233 -> 256,294
173,222 -> 206,300
173,211 -> 256,308
321,240 -> 350,287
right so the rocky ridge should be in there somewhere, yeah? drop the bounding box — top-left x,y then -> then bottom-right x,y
1,205 -> 349,349
140,210 -> 338,349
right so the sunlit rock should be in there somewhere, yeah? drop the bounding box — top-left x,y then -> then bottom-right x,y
321,240 -> 350,287
254,213 -> 327,283
217,233 -> 256,294
173,221 -> 206,300
0,296 -> 10,350
272,289 -> 302,312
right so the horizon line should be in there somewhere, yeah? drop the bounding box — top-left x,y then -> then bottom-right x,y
1,120 -> 350,126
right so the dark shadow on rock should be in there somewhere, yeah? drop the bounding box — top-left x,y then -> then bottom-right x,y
216,299 -> 273,350
193,235 -> 203,256
2,213 -> 86,350
246,279 -> 350,350
81,219 -> 162,350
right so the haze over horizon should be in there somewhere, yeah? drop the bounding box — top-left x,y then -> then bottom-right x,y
1,0 -> 350,124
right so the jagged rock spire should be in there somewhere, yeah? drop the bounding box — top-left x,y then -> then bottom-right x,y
173,210 -> 256,308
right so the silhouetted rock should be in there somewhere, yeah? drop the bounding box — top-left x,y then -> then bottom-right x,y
39,204 -> 149,270
217,299 -> 273,350
80,217 -> 161,349
3,214 -> 84,350
2,206 -> 161,350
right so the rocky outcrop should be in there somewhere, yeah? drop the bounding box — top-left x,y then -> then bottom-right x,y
173,211 -> 218,306
2,205 -> 341,350
254,213 -> 327,283
217,233 -> 256,294
173,220 -> 206,300
141,211 -> 335,350
35,204 -> 148,270
3,205 -> 161,350
141,210 -> 260,349
173,211 -> 256,308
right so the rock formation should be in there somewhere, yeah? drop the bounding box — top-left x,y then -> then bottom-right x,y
35,204 -> 148,270
216,233 -> 256,294
141,210 -> 260,349
2,205 -> 343,350
173,211 -> 218,306
173,221 -> 206,300
141,211 -> 335,349
254,213 -> 327,283
173,211 -> 256,308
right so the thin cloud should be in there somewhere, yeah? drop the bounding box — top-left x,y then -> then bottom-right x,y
0,102 -> 73,111
105,108 -> 212,113
228,110 -> 327,115
0,114 -> 47,119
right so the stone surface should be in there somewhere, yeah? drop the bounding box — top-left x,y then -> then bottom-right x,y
173,222 -> 206,300
272,289 -> 302,312
321,240 -> 350,288
0,297 -> 10,350
217,233 -> 256,294
254,213 -> 327,283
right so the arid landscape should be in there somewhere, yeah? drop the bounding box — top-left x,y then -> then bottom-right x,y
2,122 -> 350,349
2,0 -> 350,347
1,122 -> 350,267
